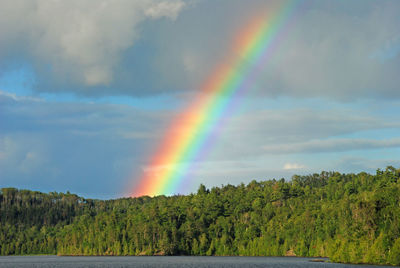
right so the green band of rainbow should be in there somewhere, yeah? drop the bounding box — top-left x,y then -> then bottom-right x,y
132,0 -> 300,197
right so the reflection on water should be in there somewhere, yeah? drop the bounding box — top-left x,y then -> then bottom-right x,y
0,256 -> 393,268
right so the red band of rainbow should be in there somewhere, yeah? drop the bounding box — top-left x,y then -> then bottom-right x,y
132,0 -> 300,197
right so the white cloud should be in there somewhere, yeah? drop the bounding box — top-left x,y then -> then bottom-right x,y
0,0 -> 185,86
144,1 -> 185,19
283,163 -> 305,170
0,90 -> 42,103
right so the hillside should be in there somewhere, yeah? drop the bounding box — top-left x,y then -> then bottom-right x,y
1,167 -> 400,265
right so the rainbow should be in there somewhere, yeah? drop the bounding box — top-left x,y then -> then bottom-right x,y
132,1 -> 300,197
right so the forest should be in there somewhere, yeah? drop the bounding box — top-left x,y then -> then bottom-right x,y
1,166 -> 400,266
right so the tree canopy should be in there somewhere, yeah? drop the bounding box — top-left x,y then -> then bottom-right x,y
1,167 -> 399,265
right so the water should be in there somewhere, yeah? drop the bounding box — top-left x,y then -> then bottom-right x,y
0,256 -> 394,268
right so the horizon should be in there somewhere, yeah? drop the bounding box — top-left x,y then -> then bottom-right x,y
0,167 -> 393,200
1,0 -> 400,199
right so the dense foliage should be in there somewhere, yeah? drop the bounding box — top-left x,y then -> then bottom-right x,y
1,167 -> 400,265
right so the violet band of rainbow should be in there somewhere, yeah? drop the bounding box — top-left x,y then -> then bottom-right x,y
133,0 -> 301,197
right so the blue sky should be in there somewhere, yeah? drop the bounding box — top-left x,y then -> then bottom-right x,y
1,0 -> 400,199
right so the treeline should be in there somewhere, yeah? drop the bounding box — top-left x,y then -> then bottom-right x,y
1,167 -> 400,266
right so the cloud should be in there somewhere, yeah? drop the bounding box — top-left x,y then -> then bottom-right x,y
1,0 -> 399,100
0,0 -> 185,87
2,90 -> 399,196
0,90 -> 42,103
283,163 -> 305,170
0,91 -> 173,197
152,0 -> 400,100
263,138 -> 400,154
202,106 -> 399,161
145,1 -> 185,19
0,135 -> 50,178
335,156 -> 400,175
264,1 -> 400,100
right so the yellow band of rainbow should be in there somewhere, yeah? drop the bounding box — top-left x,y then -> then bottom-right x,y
132,0 -> 300,197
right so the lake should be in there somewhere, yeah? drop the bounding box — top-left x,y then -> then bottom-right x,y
0,256 -> 394,267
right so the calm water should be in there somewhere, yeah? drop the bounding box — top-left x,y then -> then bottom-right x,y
0,256 -> 395,268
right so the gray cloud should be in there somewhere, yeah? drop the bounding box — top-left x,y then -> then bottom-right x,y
0,90 -> 169,140
263,138 -> 400,154
2,0 -> 399,198
2,0 -> 399,100
1,90 -> 399,196
0,135 -> 49,176
0,0 -> 185,87
204,107 -> 399,161
153,0 -> 400,100
335,156 -> 400,175
0,90 -> 173,198
263,1 -> 400,100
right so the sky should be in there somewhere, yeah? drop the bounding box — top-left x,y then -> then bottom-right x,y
1,0 -> 400,199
